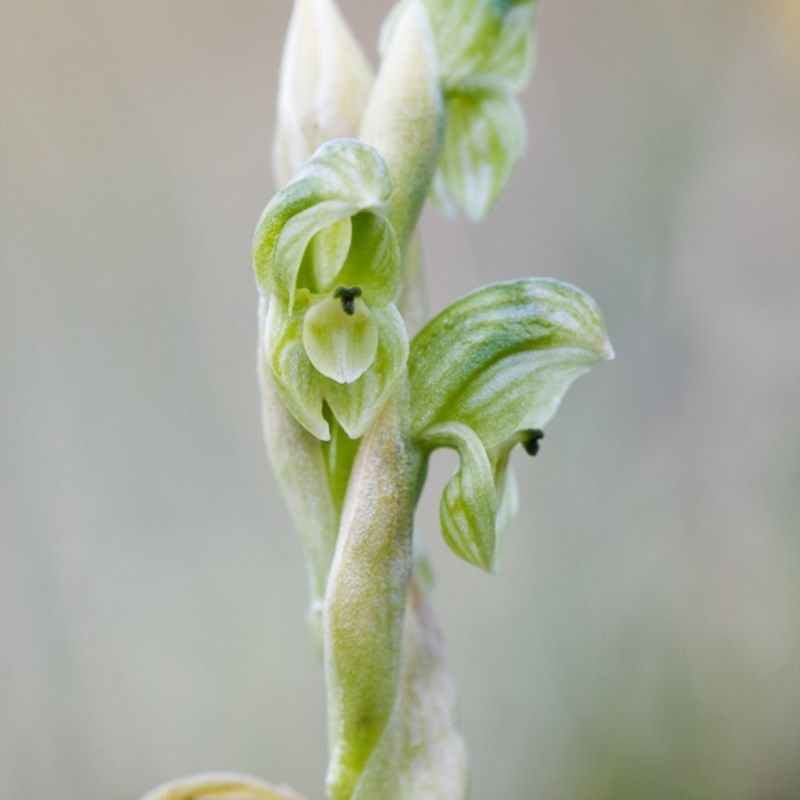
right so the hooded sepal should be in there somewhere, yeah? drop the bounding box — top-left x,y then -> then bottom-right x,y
254,139 -> 399,306
410,278 -> 613,448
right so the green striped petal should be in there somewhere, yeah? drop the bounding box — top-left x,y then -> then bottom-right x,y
264,295 -> 329,440
380,0 -> 539,218
434,90 -> 526,221
303,295 -> 379,384
266,296 -> 409,442
382,0 -> 539,93
410,278 -> 613,449
418,421 -> 498,571
324,305 -> 409,439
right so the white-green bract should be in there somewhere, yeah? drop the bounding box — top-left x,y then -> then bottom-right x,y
141,1 -> 612,799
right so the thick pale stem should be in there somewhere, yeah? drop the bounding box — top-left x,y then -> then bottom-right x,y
258,296 -> 339,648
360,0 -> 444,256
349,575 -> 469,800
323,377 -> 414,800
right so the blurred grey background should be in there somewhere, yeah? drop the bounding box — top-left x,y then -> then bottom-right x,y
2,1 -> 799,798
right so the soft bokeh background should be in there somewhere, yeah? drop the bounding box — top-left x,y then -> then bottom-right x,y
2,1 -> 799,798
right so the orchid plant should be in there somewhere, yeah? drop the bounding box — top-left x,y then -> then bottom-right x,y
140,1 -> 612,798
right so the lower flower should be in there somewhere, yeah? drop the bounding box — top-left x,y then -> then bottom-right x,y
265,292 -> 408,441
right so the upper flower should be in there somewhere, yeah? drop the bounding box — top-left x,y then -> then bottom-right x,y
381,0 -> 540,220
254,138 -> 408,441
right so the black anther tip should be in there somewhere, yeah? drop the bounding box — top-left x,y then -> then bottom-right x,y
521,429 -> 544,456
334,286 -> 362,316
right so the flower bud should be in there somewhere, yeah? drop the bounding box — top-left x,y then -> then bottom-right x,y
273,0 -> 373,186
360,0 -> 444,253
140,772 -> 308,800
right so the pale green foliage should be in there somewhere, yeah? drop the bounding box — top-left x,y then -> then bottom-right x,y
254,140 -> 398,305
142,1 -> 612,799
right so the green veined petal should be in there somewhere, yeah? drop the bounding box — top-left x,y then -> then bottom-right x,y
381,0 -> 538,92
418,421 -> 498,571
324,305 -> 409,439
437,90 -> 526,221
410,279 -> 613,448
265,296 -> 329,440
380,0 -> 539,218
303,295 -> 379,384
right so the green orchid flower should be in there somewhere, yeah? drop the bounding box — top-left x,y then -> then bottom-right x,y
410,278 -> 613,570
254,138 -> 409,441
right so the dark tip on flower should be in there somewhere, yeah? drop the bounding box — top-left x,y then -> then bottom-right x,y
521,429 -> 544,456
334,286 -> 362,316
